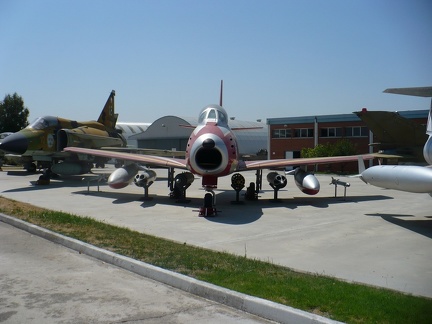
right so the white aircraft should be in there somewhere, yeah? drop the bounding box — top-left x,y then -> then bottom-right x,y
358,87 -> 432,195
65,83 -> 375,216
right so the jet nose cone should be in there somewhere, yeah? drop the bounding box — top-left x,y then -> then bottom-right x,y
302,174 -> 320,195
0,132 -> 28,154
202,138 -> 215,149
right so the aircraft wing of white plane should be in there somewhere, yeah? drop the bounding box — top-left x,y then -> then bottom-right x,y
357,86 -> 432,195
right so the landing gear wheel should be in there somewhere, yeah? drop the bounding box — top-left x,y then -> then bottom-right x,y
199,193 -> 217,217
26,163 -> 37,173
36,172 -> 50,185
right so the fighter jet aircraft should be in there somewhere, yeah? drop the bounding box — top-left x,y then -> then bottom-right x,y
0,90 -> 126,175
65,83 -> 375,216
358,87 -> 432,195
0,132 -> 13,167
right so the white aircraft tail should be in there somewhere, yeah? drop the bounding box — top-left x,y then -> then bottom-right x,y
357,156 -> 366,174
349,157 -> 367,183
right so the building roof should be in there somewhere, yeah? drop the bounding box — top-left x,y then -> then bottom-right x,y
266,109 -> 429,125
129,115 -> 267,140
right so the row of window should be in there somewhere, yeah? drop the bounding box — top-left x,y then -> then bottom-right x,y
272,126 -> 369,139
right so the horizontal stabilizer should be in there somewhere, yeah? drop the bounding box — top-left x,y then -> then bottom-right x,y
383,87 -> 432,97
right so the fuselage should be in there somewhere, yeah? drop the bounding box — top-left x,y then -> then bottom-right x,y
0,116 -> 116,156
185,104 -> 240,188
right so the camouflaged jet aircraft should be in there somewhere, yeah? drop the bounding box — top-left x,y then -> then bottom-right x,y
0,90 -> 126,176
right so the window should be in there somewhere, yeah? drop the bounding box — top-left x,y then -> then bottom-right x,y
294,128 -> 313,138
320,127 -> 342,137
28,116 -> 58,130
218,110 -> 227,124
207,109 -> 217,119
345,126 -> 368,137
272,128 -> 291,138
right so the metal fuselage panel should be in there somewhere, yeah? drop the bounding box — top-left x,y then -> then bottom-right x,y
423,136 -> 432,165
186,122 -> 240,188
362,165 -> 432,193
21,118 -> 118,156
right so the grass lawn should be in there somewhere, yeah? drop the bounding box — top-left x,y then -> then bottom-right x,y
1,196 -> 431,323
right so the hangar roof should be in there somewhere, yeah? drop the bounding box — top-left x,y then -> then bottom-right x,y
129,115 -> 267,140
266,109 -> 428,125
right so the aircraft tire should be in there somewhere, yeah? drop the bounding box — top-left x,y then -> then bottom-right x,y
204,193 -> 213,208
26,163 -> 37,173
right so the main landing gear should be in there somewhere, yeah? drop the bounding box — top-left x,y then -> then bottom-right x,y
166,169 -> 269,217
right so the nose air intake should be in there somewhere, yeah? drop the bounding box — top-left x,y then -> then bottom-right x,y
195,138 -> 222,170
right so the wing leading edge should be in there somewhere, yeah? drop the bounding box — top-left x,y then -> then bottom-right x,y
241,154 -> 376,170
66,146 -> 375,172
64,147 -> 188,169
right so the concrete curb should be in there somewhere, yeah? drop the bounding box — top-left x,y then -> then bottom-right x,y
0,213 -> 342,324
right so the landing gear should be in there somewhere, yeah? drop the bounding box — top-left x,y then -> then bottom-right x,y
199,190 -> 217,217
95,162 -> 105,169
36,168 -> 51,185
245,182 -> 258,200
25,162 -> 37,173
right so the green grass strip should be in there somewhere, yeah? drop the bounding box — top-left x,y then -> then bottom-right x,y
1,197 -> 431,323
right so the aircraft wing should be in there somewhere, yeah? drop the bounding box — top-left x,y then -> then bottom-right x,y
64,147 -> 188,169
383,87 -> 432,97
241,154 -> 376,170
101,147 -> 186,157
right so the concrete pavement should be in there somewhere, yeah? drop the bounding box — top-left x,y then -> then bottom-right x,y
1,166 -> 431,300
1,220 -> 279,323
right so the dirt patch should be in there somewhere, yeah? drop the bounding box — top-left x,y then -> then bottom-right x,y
0,196 -> 46,216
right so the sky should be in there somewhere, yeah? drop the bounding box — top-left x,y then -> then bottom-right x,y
1,0 -> 431,124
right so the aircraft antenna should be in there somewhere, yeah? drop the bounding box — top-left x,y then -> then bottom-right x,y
219,80 -> 223,106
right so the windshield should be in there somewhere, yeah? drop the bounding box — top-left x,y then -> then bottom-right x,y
27,116 -> 58,130
197,105 -> 229,126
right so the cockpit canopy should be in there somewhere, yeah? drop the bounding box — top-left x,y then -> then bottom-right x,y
198,104 -> 228,127
27,116 -> 59,130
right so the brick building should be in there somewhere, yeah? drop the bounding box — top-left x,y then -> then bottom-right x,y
267,109 -> 428,173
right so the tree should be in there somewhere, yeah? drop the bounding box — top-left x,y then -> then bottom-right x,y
0,93 -> 30,132
301,139 -> 358,173
301,139 -> 357,158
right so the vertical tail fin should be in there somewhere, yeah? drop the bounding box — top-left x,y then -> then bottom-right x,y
219,80 -> 223,107
357,156 -> 366,174
97,90 -> 118,131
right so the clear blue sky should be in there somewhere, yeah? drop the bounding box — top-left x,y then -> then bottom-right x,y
1,0 -> 431,124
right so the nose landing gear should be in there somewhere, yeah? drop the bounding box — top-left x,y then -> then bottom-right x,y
199,190 -> 217,217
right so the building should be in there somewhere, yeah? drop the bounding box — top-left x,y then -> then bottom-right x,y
116,122 -> 150,147
267,109 -> 428,172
